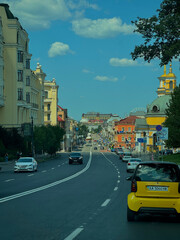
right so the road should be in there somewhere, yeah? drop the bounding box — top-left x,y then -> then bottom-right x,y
0,147 -> 180,240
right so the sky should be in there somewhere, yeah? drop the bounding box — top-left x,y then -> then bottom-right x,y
3,0 -> 180,121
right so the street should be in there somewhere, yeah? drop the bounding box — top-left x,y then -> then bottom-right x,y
0,148 -> 180,240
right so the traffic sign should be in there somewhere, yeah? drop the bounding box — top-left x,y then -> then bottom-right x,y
156,125 -> 162,131
157,127 -> 168,140
137,138 -> 144,143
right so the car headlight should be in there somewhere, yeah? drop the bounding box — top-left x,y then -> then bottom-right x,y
27,164 -> 33,168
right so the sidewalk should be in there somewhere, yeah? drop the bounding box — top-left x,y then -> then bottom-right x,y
0,160 -> 15,173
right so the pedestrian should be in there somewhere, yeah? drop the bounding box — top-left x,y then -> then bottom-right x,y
5,153 -> 8,162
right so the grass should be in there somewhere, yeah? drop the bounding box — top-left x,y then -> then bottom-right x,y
159,153 -> 180,165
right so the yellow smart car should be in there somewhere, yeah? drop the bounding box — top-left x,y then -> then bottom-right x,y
127,162 -> 180,221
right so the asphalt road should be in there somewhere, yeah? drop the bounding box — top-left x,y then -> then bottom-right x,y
0,147 -> 180,240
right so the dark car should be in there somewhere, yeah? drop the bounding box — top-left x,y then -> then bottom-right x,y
69,152 -> 83,164
94,147 -> 98,150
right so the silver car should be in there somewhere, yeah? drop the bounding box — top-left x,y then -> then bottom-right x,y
126,158 -> 142,172
14,157 -> 38,172
122,152 -> 132,162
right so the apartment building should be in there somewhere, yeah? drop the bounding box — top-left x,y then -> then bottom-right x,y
44,78 -> 59,126
0,4 -> 45,130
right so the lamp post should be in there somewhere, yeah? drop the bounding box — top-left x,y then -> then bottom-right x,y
31,116 -> 34,157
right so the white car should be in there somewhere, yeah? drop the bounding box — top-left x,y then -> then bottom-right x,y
122,152 -> 132,162
126,158 -> 142,172
14,157 -> 38,172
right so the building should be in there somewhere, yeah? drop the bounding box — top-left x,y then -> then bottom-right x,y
57,105 -> 68,129
135,64 -> 177,152
0,4 -> 45,132
115,116 -> 139,149
44,78 -> 59,126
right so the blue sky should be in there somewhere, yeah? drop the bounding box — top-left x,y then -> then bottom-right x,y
4,0 -> 180,120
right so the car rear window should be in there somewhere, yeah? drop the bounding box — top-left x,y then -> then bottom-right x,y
130,159 -> 141,162
135,164 -> 180,182
70,153 -> 81,157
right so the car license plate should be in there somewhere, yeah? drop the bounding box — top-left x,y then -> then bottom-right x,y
147,186 -> 168,191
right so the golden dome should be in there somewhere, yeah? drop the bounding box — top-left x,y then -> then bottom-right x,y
160,65 -> 167,77
166,63 -> 176,77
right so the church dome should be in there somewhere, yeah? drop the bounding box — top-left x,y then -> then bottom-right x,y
147,95 -> 171,115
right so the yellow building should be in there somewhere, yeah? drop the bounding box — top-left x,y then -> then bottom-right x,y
0,4 -> 45,131
146,64 -> 176,151
44,78 -> 59,125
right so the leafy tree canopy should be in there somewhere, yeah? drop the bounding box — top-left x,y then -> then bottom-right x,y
131,0 -> 180,66
164,84 -> 180,147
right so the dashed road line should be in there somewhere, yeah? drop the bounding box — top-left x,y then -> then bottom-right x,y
4,179 -> 14,182
51,168 -> 55,170
101,199 -> 111,207
64,226 -> 84,240
27,174 -> 34,177
41,170 -> 47,173
114,187 -> 118,191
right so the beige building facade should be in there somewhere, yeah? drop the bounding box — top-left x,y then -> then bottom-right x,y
0,4 -> 45,130
44,78 -> 59,126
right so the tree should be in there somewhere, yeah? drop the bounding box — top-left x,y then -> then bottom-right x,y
164,84 -> 180,147
77,124 -> 89,138
131,0 -> 180,66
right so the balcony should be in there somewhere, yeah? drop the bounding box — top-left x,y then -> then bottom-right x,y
31,103 -> 39,109
44,98 -> 52,103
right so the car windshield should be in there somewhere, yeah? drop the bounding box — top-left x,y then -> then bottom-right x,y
70,153 -> 81,157
18,158 -> 33,163
135,164 -> 179,182
124,153 -> 131,156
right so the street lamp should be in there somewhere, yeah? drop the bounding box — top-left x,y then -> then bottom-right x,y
31,116 -> 34,157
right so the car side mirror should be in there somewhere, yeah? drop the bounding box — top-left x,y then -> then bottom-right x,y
126,176 -> 132,181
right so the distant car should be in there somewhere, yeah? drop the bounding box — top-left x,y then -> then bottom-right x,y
119,151 -> 124,160
115,148 -> 123,155
69,152 -> 83,164
126,162 -> 180,221
122,152 -> 132,162
100,146 -> 104,150
126,158 -> 142,172
94,147 -> 98,150
14,157 -> 38,172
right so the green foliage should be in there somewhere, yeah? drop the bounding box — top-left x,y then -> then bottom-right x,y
34,125 -> 65,155
131,0 -> 180,66
164,84 -> 180,147
93,125 -> 103,133
77,124 -> 88,137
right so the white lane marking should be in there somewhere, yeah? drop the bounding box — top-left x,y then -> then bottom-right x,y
4,179 -> 14,182
41,170 -> 47,173
101,199 -> 111,207
114,187 -> 118,191
117,180 -> 120,183
0,152 -> 92,204
64,227 -> 84,240
51,168 -> 55,170
28,174 -> 34,177
58,165 -> 60,167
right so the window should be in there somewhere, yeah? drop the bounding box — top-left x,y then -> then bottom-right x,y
26,59 -> 30,69
128,137 -> 131,141
152,105 -> 159,112
128,127 -> 131,132
18,70 -> 23,82
18,88 -> 23,100
26,92 -> 30,103
122,127 -> 124,132
45,91 -> 48,99
47,114 -> 50,121
17,51 -> 23,62
47,104 -> 50,111
122,137 -> 125,141
26,76 -> 30,86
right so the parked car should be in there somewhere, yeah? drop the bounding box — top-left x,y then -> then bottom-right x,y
94,147 -> 98,150
126,162 -> 180,221
69,152 -> 83,164
122,152 -> 132,162
119,151 -> 124,160
115,148 -> 123,155
126,158 -> 142,172
14,157 -> 38,172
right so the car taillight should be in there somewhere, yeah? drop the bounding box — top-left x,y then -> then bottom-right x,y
131,180 -> 137,192
128,163 -> 131,165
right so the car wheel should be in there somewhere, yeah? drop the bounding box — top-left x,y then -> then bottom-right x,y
69,161 -> 72,164
176,214 -> 180,222
127,206 -> 136,222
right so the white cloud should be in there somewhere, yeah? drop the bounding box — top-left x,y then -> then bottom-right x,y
48,42 -> 73,57
95,75 -> 118,82
5,0 -> 71,29
82,69 -> 94,74
109,58 -> 138,67
67,0 -> 99,10
72,17 -> 134,38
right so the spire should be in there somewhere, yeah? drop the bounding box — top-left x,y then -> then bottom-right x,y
169,62 -> 172,73
164,65 -> 166,75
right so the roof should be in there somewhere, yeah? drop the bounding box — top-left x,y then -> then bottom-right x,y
0,4 -> 16,19
116,116 -> 139,125
57,116 -> 64,122
57,105 -> 64,111
146,95 -> 171,115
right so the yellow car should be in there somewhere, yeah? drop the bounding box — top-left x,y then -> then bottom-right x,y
127,162 -> 180,221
